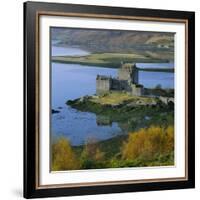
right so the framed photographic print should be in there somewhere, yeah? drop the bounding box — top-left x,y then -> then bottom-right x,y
24,1 -> 195,198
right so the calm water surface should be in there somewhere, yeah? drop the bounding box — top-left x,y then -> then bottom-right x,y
51,46 -> 174,146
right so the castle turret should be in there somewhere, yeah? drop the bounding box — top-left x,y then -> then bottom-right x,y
118,63 -> 138,84
96,75 -> 112,95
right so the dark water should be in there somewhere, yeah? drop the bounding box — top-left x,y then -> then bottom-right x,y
51,46 -> 174,146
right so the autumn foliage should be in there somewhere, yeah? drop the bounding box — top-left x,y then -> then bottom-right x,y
51,126 -> 174,171
52,138 -> 80,171
122,126 -> 174,161
80,138 -> 105,169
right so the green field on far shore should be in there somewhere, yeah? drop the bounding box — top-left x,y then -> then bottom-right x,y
52,52 -> 174,72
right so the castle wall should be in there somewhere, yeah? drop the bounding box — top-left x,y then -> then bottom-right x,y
118,63 -> 138,84
96,63 -> 143,96
131,84 -> 144,96
120,80 -> 132,92
118,68 -> 131,81
133,69 -> 138,84
110,78 -> 121,90
110,79 -> 132,92
96,76 -> 111,95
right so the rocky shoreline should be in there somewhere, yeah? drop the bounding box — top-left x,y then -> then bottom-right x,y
66,92 -> 174,132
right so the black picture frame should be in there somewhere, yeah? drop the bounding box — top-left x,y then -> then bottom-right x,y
24,1 -> 195,198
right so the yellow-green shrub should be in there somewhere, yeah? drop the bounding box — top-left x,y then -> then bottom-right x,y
80,138 -> 105,169
52,138 -> 79,171
82,138 -> 104,161
122,126 -> 174,161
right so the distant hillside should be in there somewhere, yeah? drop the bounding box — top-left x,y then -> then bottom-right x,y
51,28 -> 174,62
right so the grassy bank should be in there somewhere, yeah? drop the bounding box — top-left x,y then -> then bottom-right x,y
139,68 -> 174,73
90,92 -> 157,105
51,126 -> 174,171
67,92 -> 174,132
52,52 -> 173,71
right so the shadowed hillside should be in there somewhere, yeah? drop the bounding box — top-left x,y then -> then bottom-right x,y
51,28 -> 174,62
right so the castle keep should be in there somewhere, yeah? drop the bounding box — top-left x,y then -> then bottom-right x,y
96,63 -> 144,96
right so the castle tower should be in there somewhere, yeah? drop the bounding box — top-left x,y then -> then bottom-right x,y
96,75 -> 112,95
118,63 -> 138,84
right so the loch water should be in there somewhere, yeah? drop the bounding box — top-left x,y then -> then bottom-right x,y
51,46 -> 174,146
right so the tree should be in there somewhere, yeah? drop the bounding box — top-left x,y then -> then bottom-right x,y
122,126 -> 174,161
52,138 -> 79,171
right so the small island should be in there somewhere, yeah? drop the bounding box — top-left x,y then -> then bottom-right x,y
67,62 -> 174,110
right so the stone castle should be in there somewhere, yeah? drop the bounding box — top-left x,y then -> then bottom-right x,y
96,63 -> 144,96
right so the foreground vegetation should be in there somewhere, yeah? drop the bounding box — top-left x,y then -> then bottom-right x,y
51,126 -> 174,171
52,52 -> 173,71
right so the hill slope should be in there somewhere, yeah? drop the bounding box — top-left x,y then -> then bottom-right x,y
51,28 -> 174,62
